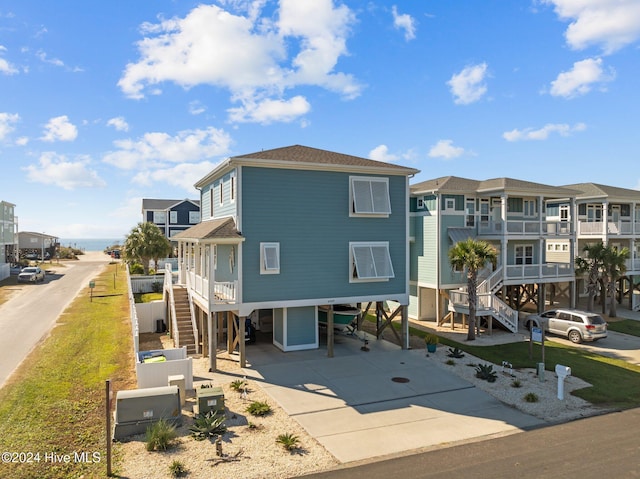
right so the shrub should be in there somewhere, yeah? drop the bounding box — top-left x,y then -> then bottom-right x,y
246,401 -> 272,417
276,433 -> 300,451
129,263 -> 144,275
424,334 -> 439,345
151,281 -> 163,293
145,419 -> 178,451
474,364 -> 498,383
189,410 -> 227,441
230,379 -> 248,393
169,460 -> 187,477
511,379 -> 522,388
447,347 -> 465,358
445,359 -> 456,366
524,392 -> 539,403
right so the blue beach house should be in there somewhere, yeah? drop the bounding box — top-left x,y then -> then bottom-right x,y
171,145 -> 419,368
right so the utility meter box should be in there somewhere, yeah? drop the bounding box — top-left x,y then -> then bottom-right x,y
196,386 -> 225,415
113,385 -> 182,440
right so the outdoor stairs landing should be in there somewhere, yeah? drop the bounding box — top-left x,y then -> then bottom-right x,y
172,286 -> 196,355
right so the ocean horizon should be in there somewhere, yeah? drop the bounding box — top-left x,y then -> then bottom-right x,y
59,238 -> 123,252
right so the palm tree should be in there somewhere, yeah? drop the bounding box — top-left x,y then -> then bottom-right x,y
602,245 -> 629,318
574,242 -> 606,312
123,222 -> 171,274
448,238 -> 497,341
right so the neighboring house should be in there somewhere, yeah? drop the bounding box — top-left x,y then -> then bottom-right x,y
171,145 -> 419,368
142,198 -> 201,240
558,183 -> 640,310
409,176 -> 578,331
0,201 -> 18,281
17,232 -> 58,261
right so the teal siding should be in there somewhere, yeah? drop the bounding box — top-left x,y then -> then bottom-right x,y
241,166 -> 408,303
214,244 -> 238,283
439,214 -> 467,285
274,308 -> 284,344
201,169 -> 237,220
286,306 -> 316,346
418,216 -> 438,284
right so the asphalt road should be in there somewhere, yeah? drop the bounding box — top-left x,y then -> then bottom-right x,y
303,407 -> 640,479
0,255 -> 112,388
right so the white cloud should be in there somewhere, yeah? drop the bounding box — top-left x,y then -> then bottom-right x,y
428,139 -> 465,159
447,63 -> 488,105
41,115 -> 78,142
133,161 -> 218,192
118,1 -> 361,124
549,57 -> 615,98
227,95 -> 311,124
503,122 -> 587,141
542,0 -> 640,54
188,101 -> 206,115
102,127 -> 232,170
0,46 -> 18,75
24,152 -> 106,190
369,144 -> 399,163
107,116 -> 129,132
0,112 -> 20,141
392,5 -> 416,41
36,50 -> 64,67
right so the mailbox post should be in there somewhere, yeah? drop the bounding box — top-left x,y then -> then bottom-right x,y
89,281 -> 95,302
556,364 -> 572,400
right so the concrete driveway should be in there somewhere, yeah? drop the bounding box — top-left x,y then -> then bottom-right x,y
548,329 -> 640,365
241,334 -> 543,463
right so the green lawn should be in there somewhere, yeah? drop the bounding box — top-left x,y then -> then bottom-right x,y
606,319 -> 640,337
375,317 -> 640,410
0,267 -> 134,479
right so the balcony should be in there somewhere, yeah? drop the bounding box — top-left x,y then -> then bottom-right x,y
478,220 -> 572,236
578,220 -> 640,236
504,263 -> 573,282
187,270 -> 237,304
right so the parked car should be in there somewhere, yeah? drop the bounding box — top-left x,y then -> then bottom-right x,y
17,266 -> 46,283
525,308 -> 607,344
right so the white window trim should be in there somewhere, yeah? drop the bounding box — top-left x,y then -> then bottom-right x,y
350,176 -> 391,217
219,181 -> 224,206
169,211 -> 178,224
260,242 -> 280,275
417,198 -> 424,209
189,211 -> 200,224
349,241 -> 394,282
445,198 -> 456,211
230,174 -> 236,203
515,244 -> 534,265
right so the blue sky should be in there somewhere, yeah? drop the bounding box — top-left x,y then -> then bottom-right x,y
1,1 -> 639,239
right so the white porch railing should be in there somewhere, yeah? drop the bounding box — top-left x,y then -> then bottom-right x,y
448,290 -> 518,333
625,258 -> 640,273
213,281 -> 237,303
164,264 -> 180,348
479,220 -> 572,236
478,266 -> 503,294
184,270 -> 199,355
505,263 -> 573,281
578,220 -> 639,236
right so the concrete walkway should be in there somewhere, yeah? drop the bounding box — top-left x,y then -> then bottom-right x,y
239,333 -> 543,463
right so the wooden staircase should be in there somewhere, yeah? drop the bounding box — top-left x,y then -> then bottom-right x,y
172,286 -> 197,355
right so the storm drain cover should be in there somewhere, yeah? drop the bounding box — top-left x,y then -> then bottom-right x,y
391,377 -> 410,383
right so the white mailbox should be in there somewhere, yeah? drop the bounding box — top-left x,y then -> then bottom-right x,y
555,364 -> 571,400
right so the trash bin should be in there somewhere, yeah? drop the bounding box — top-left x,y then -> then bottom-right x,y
156,319 -> 166,333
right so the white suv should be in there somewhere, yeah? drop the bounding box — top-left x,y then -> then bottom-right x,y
525,308 -> 607,344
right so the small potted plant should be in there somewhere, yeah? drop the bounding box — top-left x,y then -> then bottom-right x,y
424,334 -> 439,353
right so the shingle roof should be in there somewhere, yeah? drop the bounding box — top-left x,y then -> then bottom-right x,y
172,218 -> 242,241
234,145 -> 418,173
142,198 -> 200,210
411,176 -> 575,197
562,183 -> 640,201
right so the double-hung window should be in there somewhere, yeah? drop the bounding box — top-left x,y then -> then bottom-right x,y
350,177 -> 391,216
350,242 -> 394,281
515,245 -> 534,265
260,243 -> 280,274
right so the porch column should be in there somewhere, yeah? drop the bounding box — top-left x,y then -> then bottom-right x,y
208,312 -> 216,372
177,241 -> 184,284
401,305 -> 409,350
239,316 -> 246,368
630,275 -> 635,309
327,306 -> 334,358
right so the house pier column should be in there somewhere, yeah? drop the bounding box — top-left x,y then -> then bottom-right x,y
239,316 -> 246,368
208,312 -> 216,372
401,305 -> 409,350
327,306 -> 334,358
